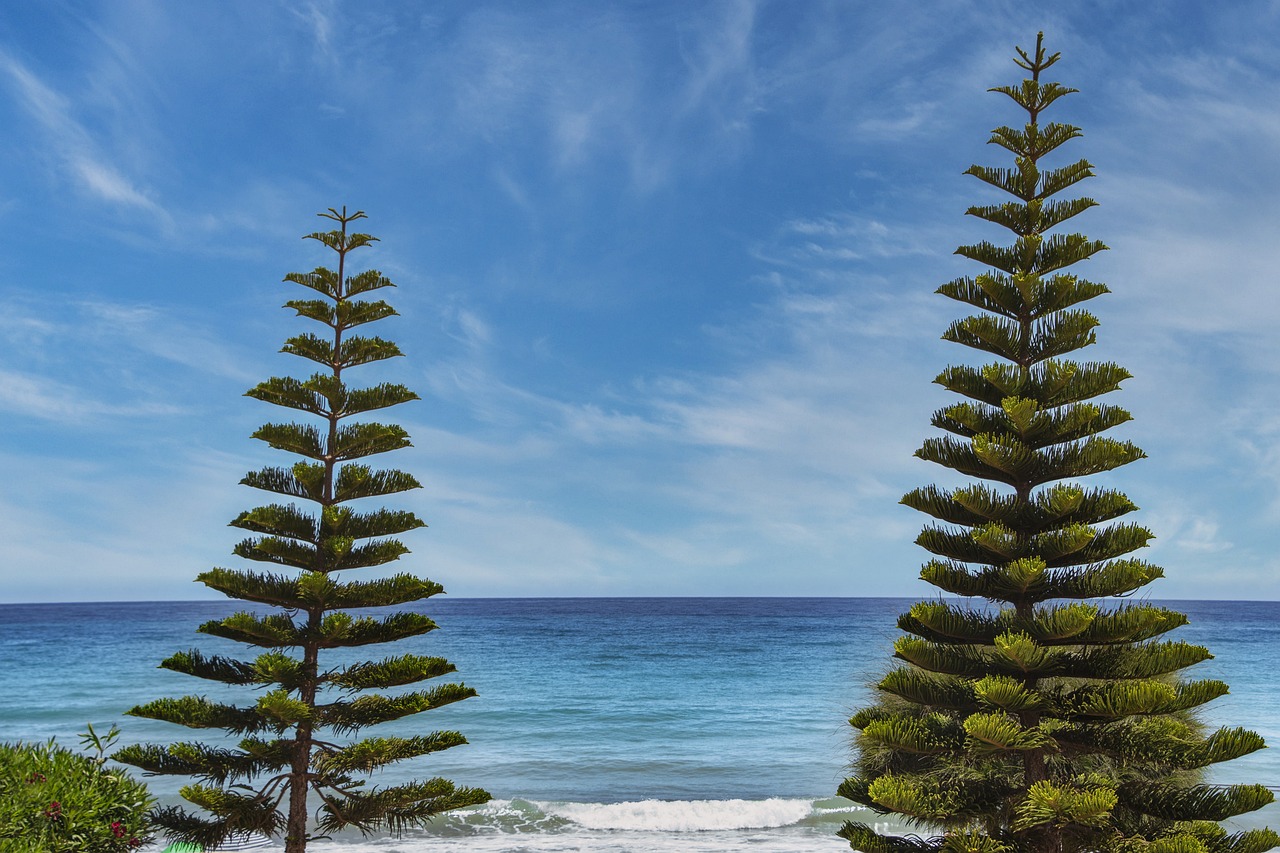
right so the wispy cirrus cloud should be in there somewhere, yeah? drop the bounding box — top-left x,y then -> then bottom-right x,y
0,367 -> 185,421
0,50 -> 170,224
0,297 -> 259,429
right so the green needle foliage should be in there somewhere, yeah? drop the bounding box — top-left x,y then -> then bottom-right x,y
838,36 -> 1276,853
116,208 -> 489,853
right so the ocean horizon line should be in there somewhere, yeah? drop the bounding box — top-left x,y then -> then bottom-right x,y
3,594 -> 1277,606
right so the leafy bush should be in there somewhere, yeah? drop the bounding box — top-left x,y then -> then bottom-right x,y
0,725 -> 154,853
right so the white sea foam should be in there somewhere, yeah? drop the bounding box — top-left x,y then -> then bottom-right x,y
307,835 -> 830,853
143,799 -> 887,852
539,797 -> 816,831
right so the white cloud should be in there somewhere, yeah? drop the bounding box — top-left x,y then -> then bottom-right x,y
3,2 -> 1279,603
674,0 -> 758,118
294,1 -> 337,61
1176,519 -> 1231,554
83,302 -> 259,384
557,403 -> 674,446
763,215 -> 943,273
0,297 -> 261,432
0,449 -> 249,602
0,50 -> 169,222
72,157 -> 159,209
413,484 -> 624,596
0,368 -> 185,422
454,308 -> 494,349
854,101 -> 938,138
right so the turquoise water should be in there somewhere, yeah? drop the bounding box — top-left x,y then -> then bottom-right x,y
0,598 -> 1275,851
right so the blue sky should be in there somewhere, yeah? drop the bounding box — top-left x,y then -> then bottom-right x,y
2,1 -> 1279,602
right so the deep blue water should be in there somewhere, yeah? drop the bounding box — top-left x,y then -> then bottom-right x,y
0,598 -> 1275,852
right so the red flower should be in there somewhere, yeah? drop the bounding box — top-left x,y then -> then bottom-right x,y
43,801 -> 62,819
25,771 -> 46,784
112,821 -> 126,838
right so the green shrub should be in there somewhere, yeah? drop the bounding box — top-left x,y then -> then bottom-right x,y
0,725 -> 154,853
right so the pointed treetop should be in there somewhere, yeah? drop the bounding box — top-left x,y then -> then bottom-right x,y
307,207 -> 379,255
1013,32 -> 1060,79
318,206 -> 368,225
988,34 -> 1077,126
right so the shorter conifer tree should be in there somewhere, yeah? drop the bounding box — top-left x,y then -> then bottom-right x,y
116,208 -> 489,853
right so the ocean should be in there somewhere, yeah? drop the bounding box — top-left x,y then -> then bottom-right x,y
0,597 -> 1275,851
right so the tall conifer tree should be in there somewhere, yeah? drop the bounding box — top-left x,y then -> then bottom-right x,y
838,36 -> 1276,853
116,208 -> 489,852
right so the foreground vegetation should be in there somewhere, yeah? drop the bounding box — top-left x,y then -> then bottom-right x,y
1,726 -> 153,853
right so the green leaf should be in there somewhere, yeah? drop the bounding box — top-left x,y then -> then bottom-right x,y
318,684 -> 478,734
285,298 -> 336,325
246,375 -> 333,415
1045,558 -> 1165,599
328,654 -> 457,690
1012,780 -> 1117,830
972,675 -> 1043,711
160,649 -> 260,685
342,382 -> 420,416
344,268 -> 396,296
877,667 -> 977,710
231,536 -> 319,570
838,823 -> 943,853
315,778 -> 490,836
1120,783 -> 1274,822
313,732 -> 468,776
250,422 -> 325,459
315,611 -> 438,648
321,505 -> 425,539
1077,604 -> 1188,644
255,689 -> 313,727
966,193 -> 1094,235
198,611 -> 302,648
178,784 -> 285,836
282,331 -> 406,368
111,742 -> 281,784
240,462 -> 325,500
334,464 -> 422,501
989,78 -> 1079,115
230,503 -> 318,542
337,299 -> 398,328
992,631 -> 1051,673
861,713 -> 967,755
963,711 -> 1056,753
306,573 -> 444,609
332,421 -> 413,460
935,360 -> 1131,408
285,267 -> 340,299
940,831 -> 1013,853
333,538 -> 412,570
901,601 -> 996,643
867,774 -> 966,821
304,225 -> 377,254
893,636 -> 987,677
126,697 -> 271,734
